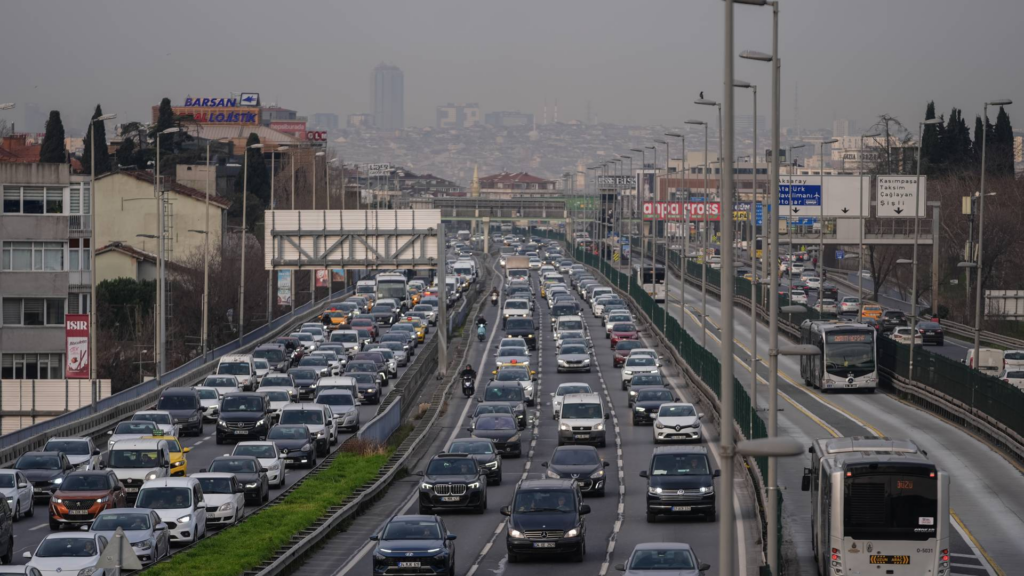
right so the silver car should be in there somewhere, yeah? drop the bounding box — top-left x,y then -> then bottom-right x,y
90,508 -> 170,565
42,438 -> 100,471
615,542 -> 710,575
556,343 -> 592,373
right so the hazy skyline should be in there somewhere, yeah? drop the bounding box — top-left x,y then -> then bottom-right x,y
2,0 -> 1020,134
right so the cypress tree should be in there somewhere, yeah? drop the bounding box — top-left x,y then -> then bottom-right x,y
39,111 -> 67,163
921,101 -> 941,172
992,106 -> 1014,176
231,133 -> 270,230
116,138 -> 136,168
154,98 -> 176,153
80,104 -> 112,175
973,116 -> 985,165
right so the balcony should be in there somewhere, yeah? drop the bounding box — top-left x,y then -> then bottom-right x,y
69,215 -> 91,238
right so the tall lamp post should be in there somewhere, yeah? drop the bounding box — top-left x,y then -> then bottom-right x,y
196,137 -> 229,358
621,154 -> 635,246
88,112 -> 116,393
646,146 -> 658,282
684,120 -> 710,346
818,138 -> 838,272
239,142 -> 264,345
313,151 -> 326,210
972,99 -> 1013,366
666,133 -> 686,328
857,132 -> 882,319
154,127 -> 180,380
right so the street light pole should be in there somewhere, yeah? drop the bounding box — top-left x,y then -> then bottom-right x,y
685,121 -> 711,346
154,127 -> 179,380
666,133 -> 686,329
857,133 -> 881,319
239,142 -> 264,345
819,138 -> 838,274
88,112 -> 115,396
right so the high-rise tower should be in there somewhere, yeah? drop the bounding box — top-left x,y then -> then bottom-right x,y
373,63 -> 404,131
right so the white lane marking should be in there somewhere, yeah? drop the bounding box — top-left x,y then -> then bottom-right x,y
29,523 -> 48,531
950,514 -> 998,576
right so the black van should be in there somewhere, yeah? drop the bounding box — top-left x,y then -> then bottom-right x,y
640,445 -> 719,522
501,479 -> 590,563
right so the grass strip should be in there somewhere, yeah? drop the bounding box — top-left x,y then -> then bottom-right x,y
142,449 -> 390,576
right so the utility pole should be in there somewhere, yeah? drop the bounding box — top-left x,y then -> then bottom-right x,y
437,223 -> 448,377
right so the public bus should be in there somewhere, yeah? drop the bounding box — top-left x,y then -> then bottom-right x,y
803,437 -> 950,576
634,262 -> 666,303
375,273 -> 409,311
799,320 -> 878,392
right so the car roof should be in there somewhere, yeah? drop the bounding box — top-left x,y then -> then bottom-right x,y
561,393 -> 601,403
141,477 -> 197,488
632,542 -> 694,552
190,472 -> 236,479
160,388 -> 198,396
220,354 -> 251,362
652,445 -> 709,455
284,403 -> 327,410
519,478 -> 576,490
553,445 -> 598,453
65,470 -> 111,478
109,439 -> 167,449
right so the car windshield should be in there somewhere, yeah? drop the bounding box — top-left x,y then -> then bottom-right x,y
157,395 -> 197,411
35,537 -> 99,558
204,377 -> 236,388
253,359 -> 270,370
108,449 -> 160,469
134,413 -> 171,425
92,513 -> 151,532
314,351 -> 338,361
552,449 -> 600,466
114,422 -> 158,434
380,342 -> 403,352
349,373 -> 376,385
558,320 -> 583,331
628,549 -> 697,570
495,370 -> 529,382
234,445 -> 277,459
375,303 -> 395,312
498,347 -> 528,357
218,362 -> 251,376
61,474 -> 111,491
474,405 -> 512,416
221,397 -> 264,412
16,455 -> 60,470
612,323 -> 636,332
626,357 -> 656,367
293,333 -> 314,342
382,520 -> 441,541
560,345 -> 587,355
556,385 -> 591,396
300,356 -> 327,366
561,331 -> 585,341
561,403 -> 602,419
136,487 -> 192,509
197,477 -> 233,494
211,459 -> 257,474
281,410 -> 323,426
289,370 -> 317,382
196,388 -> 219,400
426,458 -> 477,476
616,341 -> 643,352
553,306 -> 577,316
631,375 -> 663,386
475,416 -> 516,430
347,361 -> 376,372
264,391 -> 291,402
659,405 -> 697,417
505,301 -> 529,310
336,333 -> 359,343
44,440 -> 89,455
449,441 -> 493,455
513,489 -> 575,513
637,389 -> 673,402
269,426 -> 307,440
651,454 -> 711,476
506,319 -> 533,330
317,394 -> 354,407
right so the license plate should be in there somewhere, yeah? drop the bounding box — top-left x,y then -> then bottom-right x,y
68,510 -> 90,515
441,496 -> 460,502
234,430 -> 248,435
671,506 -> 691,512
398,561 -> 421,567
125,488 -> 139,493
845,383 -> 857,388
870,555 -> 910,565
926,331 -> 935,334
34,488 -> 47,493
533,542 -> 556,548
574,434 -> 589,439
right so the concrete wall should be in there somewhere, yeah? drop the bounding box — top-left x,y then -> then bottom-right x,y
0,326 -> 65,357
95,250 -> 139,284
0,163 -> 69,186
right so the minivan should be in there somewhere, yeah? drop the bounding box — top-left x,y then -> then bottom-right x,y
640,445 -> 718,522
103,438 -> 172,503
155,388 -> 203,436
557,393 -> 608,447
216,354 -> 258,391
501,479 -> 590,563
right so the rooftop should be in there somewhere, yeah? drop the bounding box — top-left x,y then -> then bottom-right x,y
99,170 -> 232,209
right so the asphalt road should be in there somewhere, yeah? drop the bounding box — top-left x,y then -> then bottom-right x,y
7,314 -> 437,565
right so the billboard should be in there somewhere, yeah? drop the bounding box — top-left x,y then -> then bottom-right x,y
169,106 -> 260,124
65,315 -> 90,379
277,270 -> 292,306
643,201 -> 721,221
597,175 -> 638,189
270,121 -> 307,138
635,170 -> 657,201
877,176 -> 927,217
331,269 -> 345,282
368,163 -> 392,177
315,269 -> 330,287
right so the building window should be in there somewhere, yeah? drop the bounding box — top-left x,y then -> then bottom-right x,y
1,353 -> 64,380
1,186 -> 64,215
69,239 -> 91,271
1,298 -> 65,326
68,293 -> 90,315
1,241 -> 66,271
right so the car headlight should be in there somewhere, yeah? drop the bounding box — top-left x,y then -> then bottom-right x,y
635,406 -> 645,412
467,481 -> 481,489
177,515 -> 192,524
593,422 -> 604,431
218,419 -> 227,427
256,418 -> 266,427
546,469 -> 560,479
4,498 -> 11,504
95,496 -> 109,503
655,422 -> 665,429
564,527 -> 580,538
78,568 -> 100,576
629,390 -> 638,396
317,430 -> 326,438
189,413 -> 200,422
268,462 -> 280,470
219,503 -> 234,512
508,434 -> 521,443
699,486 -> 714,494
508,528 -> 525,538
558,360 -> 568,366
692,421 -> 702,429
301,443 -> 312,452
245,482 -> 258,488
484,460 -> 499,469
591,469 -> 605,478
582,359 -> 590,365
53,477 -> 63,485
134,540 -> 153,550
421,483 -> 433,490
624,370 -> 633,375
145,471 -> 159,481
648,486 -> 663,495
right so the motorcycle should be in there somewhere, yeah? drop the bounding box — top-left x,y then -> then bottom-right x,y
462,375 -> 475,397
477,323 -> 487,342
490,292 -> 499,306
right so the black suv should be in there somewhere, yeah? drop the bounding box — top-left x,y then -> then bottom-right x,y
880,310 -> 908,334
216,392 -> 272,444
448,438 -> 502,485
640,445 -> 719,523
504,317 -> 538,350
418,454 -> 488,514
205,455 -> 269,504
156,388 -> 204,436
479,383 -> 527,429
501,479 -> 590,563
541,446 -> 609,496
370,515 -> 456,576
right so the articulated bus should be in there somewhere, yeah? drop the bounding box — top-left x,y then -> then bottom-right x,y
799,320 -> 878,392
375,273 -> 409,312
803,437 -> 950,576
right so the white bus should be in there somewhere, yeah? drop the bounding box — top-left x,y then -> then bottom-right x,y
375,273 -> 409,311
799,320 -> 878,392
803,437 -> 950,576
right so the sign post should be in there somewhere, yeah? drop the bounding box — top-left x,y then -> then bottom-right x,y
94,526 -> 144,575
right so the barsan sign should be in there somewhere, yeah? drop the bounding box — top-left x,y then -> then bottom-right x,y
183,97 -> 239,107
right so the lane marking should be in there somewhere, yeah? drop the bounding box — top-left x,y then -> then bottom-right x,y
951,509 -> 1001,576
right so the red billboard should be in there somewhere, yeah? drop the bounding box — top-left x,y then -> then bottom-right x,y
270,121 -> 307,138
315,269 -> 330,287
643,201 -> 721,221
66,314 -> 90,379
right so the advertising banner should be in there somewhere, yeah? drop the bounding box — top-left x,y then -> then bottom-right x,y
269,121 -> 307,138
277,270 -> 292,306
331,269 -> 345,282
315,269 -> 330,287
65,315 -> 90,379
643,201 -> 721,221
597,175 -> 638,189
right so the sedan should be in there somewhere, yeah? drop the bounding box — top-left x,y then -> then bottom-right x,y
376,341 -> 409,367
14,452 -> 75,501
495,346 -> 531,371
90,508 -> 170,565
615,542 -> 710,575
890,326 -> 922,345
24,533 -> 108,576
131,411 -> 180,438
232,442 -> 287,488
0,471 -> 33,520
815,299 -> 838,315
195,387 -> 222,422
369,515 -> 456,576
191,474 -> 246,527
614,340 -> 645,367
789,290 -> 808,305
621,355 -> 660,389
468,414 -> 522,458
556,344 -> 592,373
205,456 -> 269,504
605,312 -> 634,336
268,425 -> 317,469
315,391 -> 360,432
631,388 -> 676,426
839,297 -> 861,314
610,322 -> 640,348
542,445 -> 609,496
653,403 -> 704,444
916,321 -> 944,345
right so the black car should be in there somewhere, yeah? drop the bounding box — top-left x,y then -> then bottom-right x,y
287,368 -> 320,400
501,479 -> 590,563
418,454 -> 488,514
14,452 -> 75,501
155,388 -> 203,436
627,374 -> 667,406
551,303 -> 582,324
253,344 -> 290,373
916,321 -> 944,345
479,383 -> 527,429
640,446 -> 719,523
880,310 -> 908,333
448,438 -> 502,485
370,515 -> 456,576
370,302 -> 399,325
216,393 -> 272,444
269,424 -> 317,468
347,372 -> 382,404
351,352 -> 390,385
468,414 -> 522,458
205,456 -> 269,504
260,373 -> 296,390
632,388 -> 677,425
504,318 -> 538,350
541,446 -> 609,496
820,284 -> 839,301
0,499 -> 11,564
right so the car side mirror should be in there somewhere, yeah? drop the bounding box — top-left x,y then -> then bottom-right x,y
200,468 -> 208,473
93,448 -> 101,456
549,392 -> 555,397
604,412 -> 610,420
713,470 -> 721,478
466,427 -> 473,433
698,413 -> 705,419
196,500 -> 206,509
580,504 -> 591,515
699,563 -> 711,572
183,447 -> 191,453
22,552 -> 32,559
639,470 -> 649,478
614,564 -> 626,572
541,462 -> 548,468
18,483 -> 27,489
260,467 -> 269,473
604,461 -> 610,467
107,430 -> 114,435
500,506 -> 511,516
235,487 -> 245,494
368,535 -> 379,541
155,523 -> 168,531
446,534 -> 457,541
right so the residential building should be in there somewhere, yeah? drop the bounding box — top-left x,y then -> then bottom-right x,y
832,119 -> 851,138
1,163 -> 92,380
0,134 -> 42,164
95,242 -> 158,284
436,103 -> 481,129
484,111 -> 533,128
478,171 -> 556,199
311,113 -> 340,131
347,113 -> 374,128
373,63 -> 404,131
175,164 -> 232,198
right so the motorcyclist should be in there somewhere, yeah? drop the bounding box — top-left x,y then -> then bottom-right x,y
460,364 -> 477,381
477,316 -> 487,328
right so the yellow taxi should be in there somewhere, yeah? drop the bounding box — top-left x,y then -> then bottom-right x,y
147,435 -> 190,477
399,318 -> 427,343
320,309 -> 349,329
861,304 -> 884,320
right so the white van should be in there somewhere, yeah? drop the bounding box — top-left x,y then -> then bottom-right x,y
104,438 -> 172,503
966,347 -> 1004,377
216,354 -> 257,391
557,393 -> 608,447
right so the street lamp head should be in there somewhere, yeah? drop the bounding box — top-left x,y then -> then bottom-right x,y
315,151 -> 326,157
791,144 -> 808,150
95,113 -> 117,122
822,139 -> 839,145
278,145 -> 290,151
645,145 -> 656,150
136,234 -> 158,239
684,120 -> 706,126
987,99 -> 1013,107
328,158 -> 338,163
921,119 -> 943,126
665,133 -> 683,138
0,103 -> 15,110
896,258 -> 913,265
733,80 -> 752,88
160,127 -> 180,135
695,99 -> 719,107
653,139 -> 667,145
630,148 -> 645,153
248,143 -> 264,150
957,261 -> 978,269
862,132 -> 882,138
740,50 -> 773,62
734,0 -> 768,5
737,437 -> 805,458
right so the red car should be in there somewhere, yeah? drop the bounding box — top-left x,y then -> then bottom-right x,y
614,340 -> 644,367
349,318 -> 378,339
609,322 -> 640,348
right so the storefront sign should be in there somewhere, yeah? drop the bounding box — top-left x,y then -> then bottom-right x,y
643,201 -> 721,221
169,106 -> 260,124
65,315 -> 90,379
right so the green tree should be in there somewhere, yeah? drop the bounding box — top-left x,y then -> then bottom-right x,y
972,116 -> 985,165
153,97 -> 177,154
80,104 -> 112,175
991,106 -> 1014,176
96,277 -> 156,335
39,110 -> 67,163
115,137 -> 136,168
233,132 -> 270,207
920,101 -> 942,173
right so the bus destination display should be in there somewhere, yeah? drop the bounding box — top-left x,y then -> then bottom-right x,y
827,333 -> 873,343
869,555 -> 911,565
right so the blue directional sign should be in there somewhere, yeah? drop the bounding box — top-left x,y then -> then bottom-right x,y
778,184 -> 821,206
835,249 -> 845,260
755,202 -> 764,226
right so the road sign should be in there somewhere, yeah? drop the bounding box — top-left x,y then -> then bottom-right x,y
835,249 -> 845,260
778,180 -> 821,206
877,176 -> 927,217
95,527 -> 144,571
367,163 -> 392,177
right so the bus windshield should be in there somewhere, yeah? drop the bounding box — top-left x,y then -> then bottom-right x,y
377,280 -> 407,301
824,331 -> 875,377
844,466 -> 938,541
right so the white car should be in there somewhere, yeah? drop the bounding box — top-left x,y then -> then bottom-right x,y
191,473 -> 246,527
605,312 -> 634,336
653,403 -> 705,443
253,358 -> 271,383
592,295 -> 620,317
134,477 -> 208,544
1001,370 -> 1024,390
789,289 -> 808,305
890,327 -> 922,345
43,438 -> 101,471
627,348 -> 661,365
839,297 -> 861,314
107,420 -> 163,450
0,470 -> 34,520
502,299 -> 532,322
621,355 -> 661,388
708,256 -> 722,270
550,383 -> 593,420
24,532 -> 109,576
805,276 -> 821,290
232,441 -> 287,488
131,411 -> 180,438
195,387 -> 222,421
816,299 -> 838,315
789,262 -> 805,275
528,257 -> 543,270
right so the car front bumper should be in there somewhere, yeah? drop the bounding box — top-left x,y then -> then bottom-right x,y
419,489 -> 485,510
205,507 -> 237,526
558,429 -> 606,445
507,535 -> 583,556
654,426 -> 703,442
646,493 -> 715,517
282,450 -> 314,467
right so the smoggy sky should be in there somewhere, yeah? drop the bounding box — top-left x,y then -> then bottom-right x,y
2,0 -> 1020,134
